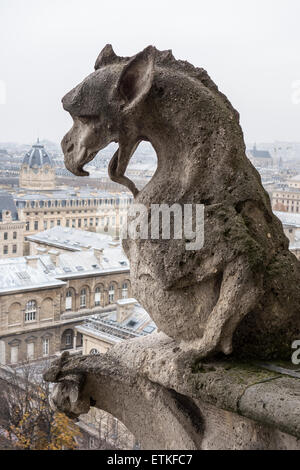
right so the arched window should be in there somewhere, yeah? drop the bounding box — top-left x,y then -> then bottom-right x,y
122,282 -> 128,299
65,289 -> 73,311
80,288 -> 87,308
25,300 -> 37,322
61,329 -> 74,350
108,285 -> 115,304
94,287 -> 101,306
90,348 -> 100,355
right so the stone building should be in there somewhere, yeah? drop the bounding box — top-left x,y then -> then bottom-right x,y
0,230 -> 131,366
0,141 -> 133,256
19,139 -> 56,190
286,174 -> 300,189
76,298 -> 156,355
0,192 -> 25,258
271,187 -> 300,213
247,144 -> 273,168
274,210 -> 300,260
14,188 -> 131,239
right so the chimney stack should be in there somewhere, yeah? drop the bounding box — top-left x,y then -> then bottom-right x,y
94,247 -> 103,264
116,299 -> 136,323
26,256 -> 39,269
49,249 -> 60,266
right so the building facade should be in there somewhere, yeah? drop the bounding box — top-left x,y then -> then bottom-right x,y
77,298 -> 156,355
0,192 -> 25,258
0,230 -> 131,366
274,210 -> 300,260
247,145 -> 273,168
19,139 -> 56,190
271,188 -> 300,213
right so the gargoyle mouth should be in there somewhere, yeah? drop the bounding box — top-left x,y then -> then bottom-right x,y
63,144 -> 99,177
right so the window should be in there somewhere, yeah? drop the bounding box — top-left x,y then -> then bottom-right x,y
10,345 -> 18,364
34,221 -> 38,230
89,218 -> 93,226
122,282 -> 128,299
43,338 -> 50,356
65,290 -> 72,311
27,342 -> 34,360
25,300 -> 37,322
3,246 -> 8,255
13,232 -> 17,240
66,219 -> 70,227
4,232 -> 8,240
72,219 -> 76,228
80,288 -> 86,308
109,285 -> 115,303
57,219 -> 61,226
90,348 -> 100,355
44,221 -> 47,229
50,220 -> 55,228
13,245 -> 17,254
78,219 -> 81,228
65,333 -> 72,346
84,219 -> 88,227
26,221 -> 30,231
95,287 -> 101,306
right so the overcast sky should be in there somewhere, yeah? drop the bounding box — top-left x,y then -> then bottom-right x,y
0,0 -> 299,145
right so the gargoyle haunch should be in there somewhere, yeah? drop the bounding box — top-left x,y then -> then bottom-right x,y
61,45 -> 300,359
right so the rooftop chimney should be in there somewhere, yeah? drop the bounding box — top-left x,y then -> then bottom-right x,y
116,299 -> 136,323
26,256 -> 39,269
94,247 -> 103,264
49,249 -> 60,266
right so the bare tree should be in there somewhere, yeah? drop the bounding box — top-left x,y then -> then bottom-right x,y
0,360 -> 80,450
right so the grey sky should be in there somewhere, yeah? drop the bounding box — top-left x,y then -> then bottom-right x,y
0,0 -> 299,145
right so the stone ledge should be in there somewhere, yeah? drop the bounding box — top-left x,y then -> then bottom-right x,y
44,333 -> 300,449
107,333 -> 300,440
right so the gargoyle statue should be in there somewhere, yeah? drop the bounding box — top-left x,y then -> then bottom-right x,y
61,44 -> 300,360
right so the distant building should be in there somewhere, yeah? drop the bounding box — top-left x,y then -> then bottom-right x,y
19,139 -> 56,190
274,210 -> 300,260
13,188 -> 131,240
0,230 -> 131,366
271,188 -> 300,213
0,192 -> 25,258
287,174 -> 300,189
77,298 -> 156,355
247,145 -> 273,168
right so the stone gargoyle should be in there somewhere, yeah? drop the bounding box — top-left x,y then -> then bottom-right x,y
60,45 -> 300,360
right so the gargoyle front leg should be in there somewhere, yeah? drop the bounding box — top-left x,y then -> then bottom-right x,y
108,139 -> 140,197
180,257 -> 262,358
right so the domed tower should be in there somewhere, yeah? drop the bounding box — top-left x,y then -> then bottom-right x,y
19,139 -> 56,190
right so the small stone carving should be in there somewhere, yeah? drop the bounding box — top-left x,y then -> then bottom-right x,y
61,45 -> 300,360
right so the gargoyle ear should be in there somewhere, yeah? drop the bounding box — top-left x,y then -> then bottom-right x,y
117,46 -> 156,111
95,44 -> 118,70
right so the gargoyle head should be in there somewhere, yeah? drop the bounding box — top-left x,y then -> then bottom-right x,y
61,44 -> 156,178
43,352 -> 90,419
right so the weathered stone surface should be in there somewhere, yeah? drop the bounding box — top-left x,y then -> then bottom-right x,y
43,342 -> 300,449
61,45 -> 300,360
